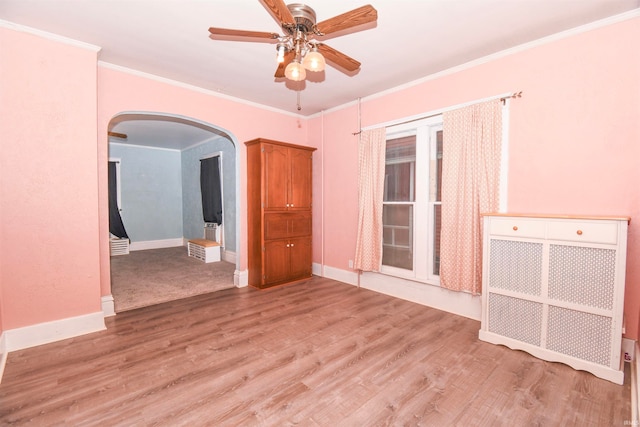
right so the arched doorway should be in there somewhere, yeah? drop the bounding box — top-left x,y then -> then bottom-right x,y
107,111 -> 241,311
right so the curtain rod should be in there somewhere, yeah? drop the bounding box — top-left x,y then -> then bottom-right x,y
353,91 -> 522,135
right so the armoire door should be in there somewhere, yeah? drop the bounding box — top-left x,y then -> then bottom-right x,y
262,143 -> 289,210
288,237 -> 312,280
289,147 -> 313,210
263,239 -> 289,285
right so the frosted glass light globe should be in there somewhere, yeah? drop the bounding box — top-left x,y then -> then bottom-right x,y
285,61 -> 306,81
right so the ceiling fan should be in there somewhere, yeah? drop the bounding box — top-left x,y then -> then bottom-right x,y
208,1 -> 378,82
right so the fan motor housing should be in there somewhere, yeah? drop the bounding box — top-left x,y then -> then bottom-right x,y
285,3 -> 316,34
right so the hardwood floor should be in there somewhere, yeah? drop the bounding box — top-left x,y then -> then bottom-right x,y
0,277 -> 630,426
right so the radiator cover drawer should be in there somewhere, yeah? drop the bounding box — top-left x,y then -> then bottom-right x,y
547,220 -> 618,245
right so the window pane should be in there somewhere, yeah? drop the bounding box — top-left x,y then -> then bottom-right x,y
382,204 -> 413,270
433,203 -> 441,275
384,136 -> 416,202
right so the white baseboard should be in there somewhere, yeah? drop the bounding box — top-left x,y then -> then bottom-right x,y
222,249 -> 236,264
234,269 -> 248,288
312,262 -> 323,278
102,294 -> 116,317
320,265 -> 481,321
4,312 -> 106,352
322,265 -> 359,286
130,238 -> 184,251
0,333 -> 7,384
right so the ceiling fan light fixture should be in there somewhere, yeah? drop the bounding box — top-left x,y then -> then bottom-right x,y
303,48 -> 325,72
276,43 -> 287,63
285,60 -> 306,81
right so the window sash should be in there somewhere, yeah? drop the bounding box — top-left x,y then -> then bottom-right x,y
381,119 -> 442,283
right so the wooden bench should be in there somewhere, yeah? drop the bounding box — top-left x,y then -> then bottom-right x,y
187,239 -> 220,263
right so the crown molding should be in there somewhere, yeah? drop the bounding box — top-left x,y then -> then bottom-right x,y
0,19 -> 101,52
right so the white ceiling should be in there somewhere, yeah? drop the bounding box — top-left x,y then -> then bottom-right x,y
2,0 -> 638,149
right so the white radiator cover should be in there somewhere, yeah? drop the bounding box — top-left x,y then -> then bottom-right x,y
188,239 -> 220,263
479,214 -> 629,384
110,237 -> 129,256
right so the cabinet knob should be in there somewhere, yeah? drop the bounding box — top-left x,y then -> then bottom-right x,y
577,230 -> 583,235
513,226 -> 518,231
290,244 -> 294,247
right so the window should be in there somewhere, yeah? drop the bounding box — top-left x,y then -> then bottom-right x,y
382,116 -> 442,283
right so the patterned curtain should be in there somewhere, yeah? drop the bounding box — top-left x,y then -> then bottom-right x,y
354,128 -> 386,271
440,100 -> 502,294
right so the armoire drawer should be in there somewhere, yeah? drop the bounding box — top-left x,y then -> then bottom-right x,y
264,212 -> 312,240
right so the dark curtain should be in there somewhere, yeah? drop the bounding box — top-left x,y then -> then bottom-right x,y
200,156 -> 223,225
108,161 -> 129,239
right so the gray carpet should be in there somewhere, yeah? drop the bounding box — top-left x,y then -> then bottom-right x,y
110,246 -> 236,312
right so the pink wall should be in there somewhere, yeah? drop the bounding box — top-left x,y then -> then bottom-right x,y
0,26 -> 309,335
309,106 -> 361,270
96,67 -> 309,297
0,28 -> 101,329
311,16 -> 640,338
2,16 -> 639,343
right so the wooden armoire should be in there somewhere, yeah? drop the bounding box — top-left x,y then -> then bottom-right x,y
245,138 -> 316,289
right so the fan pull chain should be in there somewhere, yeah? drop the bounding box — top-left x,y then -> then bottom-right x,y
297,91 -> 302,111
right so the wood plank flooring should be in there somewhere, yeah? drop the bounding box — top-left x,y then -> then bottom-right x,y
0,277 -> 630,426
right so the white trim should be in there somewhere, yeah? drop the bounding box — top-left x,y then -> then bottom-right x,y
221,249 -> 236,264
312,262 -> 323,277
4,312 -> 106,352
102,295 -> 116,317
360,271 -> 481,320
110,135 -> 227,153
109,141 -> 180,153
0,333 -> 7,384
309,9 -> 640,119
0,19 -> 101,52
200,151 -> 222,161
99,62 -> 304,119
322,265 -> 359,287
320,264 -> 480,319
234,269 -> 249,288
129,238 -> 184,251
182,135 -> 227,152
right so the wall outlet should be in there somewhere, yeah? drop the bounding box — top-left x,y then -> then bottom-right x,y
622,338 -> 635,362
348,259 -> 353,269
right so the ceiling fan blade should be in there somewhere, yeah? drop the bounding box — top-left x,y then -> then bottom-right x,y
274,51 -> 295,78
209,27 -> 280,40
317,43 -> 361,72
315,5 -> 377,36
108,131 -> 127,139
260,0 -> 296,27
